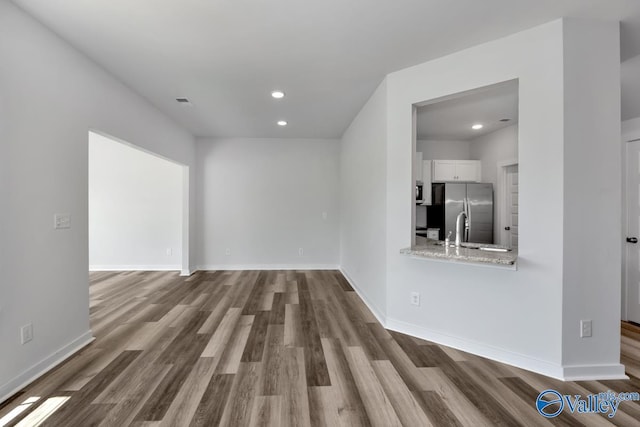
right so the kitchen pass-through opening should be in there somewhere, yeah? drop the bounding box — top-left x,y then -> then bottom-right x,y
413,79 -> 519,250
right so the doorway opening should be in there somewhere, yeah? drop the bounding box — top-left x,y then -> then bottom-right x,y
497,161 -> 518,248
88,131 -> 189,274
624,136 -> 640,324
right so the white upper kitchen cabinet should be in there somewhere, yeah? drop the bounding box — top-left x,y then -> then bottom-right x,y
432,159 -> 481,182
421,160 -> 432,205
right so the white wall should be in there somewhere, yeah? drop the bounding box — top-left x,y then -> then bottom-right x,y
89,133 -> 183,271
385,20 -> 566,377
417,139 -> 471,160
469,124 -> 519,243
560,20 -> 621,372
469,125 -> 518,185
340,81 -> 388,321
197,138 -> 339,269
622,55 -> 640,122
341,18 -> 623,380
0,1 -> 196,402
622,116 -> 640,137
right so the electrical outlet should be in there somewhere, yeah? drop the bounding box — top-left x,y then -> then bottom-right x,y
21,323 -> 33,344
322,212 -> 328,220
54,213 -> 71,230
166,248 -> 172,256
580,320 -> 592,338
298,248 -> 304,256
225,248 -> 231,256
410,292 -> 420,306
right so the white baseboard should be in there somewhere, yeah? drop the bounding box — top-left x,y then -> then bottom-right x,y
0,331 -> 95,404
336,267 -> 567,379
180,268 -> 196,277
339,267 -> 387,325
340,269 -> 626,382
385,317 -> 568,380
197,264 -> 340,271
562,364 -> 628,381
89,265 -> 181,272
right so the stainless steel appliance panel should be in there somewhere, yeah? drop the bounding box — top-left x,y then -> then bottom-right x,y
444,183 -> 466,242
466,183 -> 493,243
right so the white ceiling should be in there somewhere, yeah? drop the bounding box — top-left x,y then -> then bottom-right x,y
11,0 -> 640,138
417,81 -> 518,141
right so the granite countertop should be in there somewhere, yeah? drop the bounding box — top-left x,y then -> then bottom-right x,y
400,239 -> 517,267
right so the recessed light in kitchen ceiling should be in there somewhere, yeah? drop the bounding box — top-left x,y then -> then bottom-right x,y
271,90 -> 285,99
277,120 -> 288,126
472,124 -> 483,130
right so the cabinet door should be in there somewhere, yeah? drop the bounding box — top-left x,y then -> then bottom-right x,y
456,160 -> 481,182
414,151 -> 423,182
432,160 -> 457,182
421,160 -> 432,205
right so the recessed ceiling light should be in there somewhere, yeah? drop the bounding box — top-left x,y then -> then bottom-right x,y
472,124 -> 483,130
271,90 -> 285,99
277,120 -> 288,126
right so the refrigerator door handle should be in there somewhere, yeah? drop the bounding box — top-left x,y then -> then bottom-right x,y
465,197 -> 471,242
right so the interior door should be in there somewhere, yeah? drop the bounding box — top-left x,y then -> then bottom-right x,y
626,142 -> 640,323
506,165 -> 519,249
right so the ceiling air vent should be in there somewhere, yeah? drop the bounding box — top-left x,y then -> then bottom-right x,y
175,97 -> 192,106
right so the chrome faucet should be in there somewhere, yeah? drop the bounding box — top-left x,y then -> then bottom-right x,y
455,211 -> 467,247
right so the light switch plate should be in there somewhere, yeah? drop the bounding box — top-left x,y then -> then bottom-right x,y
21,323 -> 33,344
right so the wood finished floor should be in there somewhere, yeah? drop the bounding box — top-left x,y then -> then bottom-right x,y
2,270 -> 640,426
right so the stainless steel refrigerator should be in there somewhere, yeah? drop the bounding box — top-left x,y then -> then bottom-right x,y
426,183 -> 494,244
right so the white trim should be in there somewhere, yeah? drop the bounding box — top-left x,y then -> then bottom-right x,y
496,158 -> 518,247
339,267 -> 387,325
339,266 -> 626,381
196,264 -> 340,271
89,129 -> 185,166
562,364 -> 627,381
385,317 -> 568,380
385,317 -> 628,381
0,331 -> 94,404
622,141 -> 630,321
180,268 -> 196,277
181,165 -> 190,275
89,265 -> 181,271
